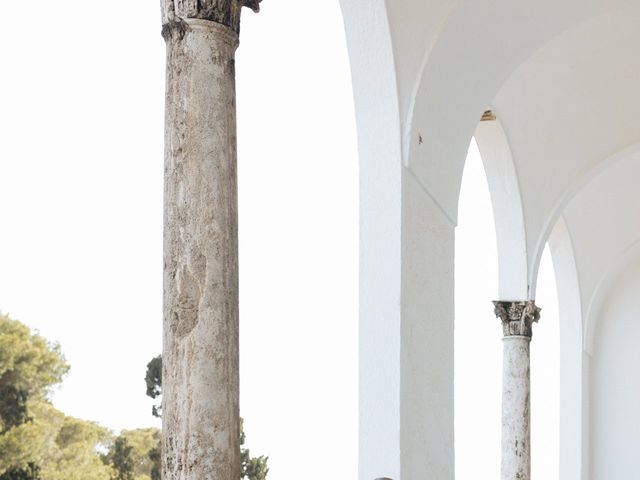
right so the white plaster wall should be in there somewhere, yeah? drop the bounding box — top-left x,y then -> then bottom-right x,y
339,1 -> 403,478
590,259 -> 640,478
401,170 -> 455,479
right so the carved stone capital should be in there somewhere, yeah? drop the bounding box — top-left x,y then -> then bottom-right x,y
161,0 -> 261,35
493,300 -> 541,338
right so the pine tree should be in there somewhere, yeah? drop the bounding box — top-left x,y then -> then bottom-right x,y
0,464 -> 40,480
109,437 -> 135,480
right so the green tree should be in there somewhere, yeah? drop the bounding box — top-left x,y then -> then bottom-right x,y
0,313 -> 69,475
115,428 -> 161,480
0,400 -> 60,475
240,419 -> 269,480
147,446 -> 160,480
0,313 -> 69,433
0,464 -> 40,480
42,411 -> 113,480
0,387 -> 30,431
145,355 -> 269,479
0,314 -> 113,479
144,357 -> 162,419
108,437 -> 135,480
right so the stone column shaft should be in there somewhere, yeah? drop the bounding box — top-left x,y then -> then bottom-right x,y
494,300 -> 541,480
502,335 -> 531,480
161,1 -> 259,478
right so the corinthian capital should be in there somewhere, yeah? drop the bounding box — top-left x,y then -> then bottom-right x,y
493,300 -> 541,338
161,0 -> 261,34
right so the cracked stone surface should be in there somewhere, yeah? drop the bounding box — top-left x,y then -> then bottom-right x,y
494,301 -> 540,480
162,18 -> 240,480
501,336 -> 531,480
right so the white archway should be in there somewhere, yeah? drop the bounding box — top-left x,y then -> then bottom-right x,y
339,1 -> 640,478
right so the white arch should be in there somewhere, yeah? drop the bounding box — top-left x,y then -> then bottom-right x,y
583,239 -> 640,355
403,2 -> 631,222
474,119 -> 529,299
339,2 -> 640,478
547,216 -> 588,480
402,2 -> 639,301
529,142 -> 640,298
339,1 -> 404,479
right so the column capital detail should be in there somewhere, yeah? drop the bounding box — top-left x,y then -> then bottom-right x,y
161,0 -> 261,35
493,300 -> 541,338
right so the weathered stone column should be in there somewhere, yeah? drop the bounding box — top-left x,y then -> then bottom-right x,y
161,1 -> 259,478
493,300 -> 541,480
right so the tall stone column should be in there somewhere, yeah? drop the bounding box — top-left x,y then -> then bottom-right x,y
493,300 -> 541,480
161,1 -> 259,478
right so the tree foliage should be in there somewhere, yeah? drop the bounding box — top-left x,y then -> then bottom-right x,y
108,437 -> 135,480
147,446 -> 160,480
0,464 -> 40,480
113,429 -> 160,480
0,314 -> 69,432
0,392 -> 114,480
0,313 -> 268,480
144,357 -> 162,419
240,418 -> 269,480
42,412 -> 113,480
0,399 -> 57,475
0,387 -> 30,432
0,314 -> 112,479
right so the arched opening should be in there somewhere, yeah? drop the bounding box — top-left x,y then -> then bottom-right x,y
455,138 -> 560,478
238,1 -> 359,479
531,245 -> 560,479
455,138 -> 500,479
340,2 -> 640,478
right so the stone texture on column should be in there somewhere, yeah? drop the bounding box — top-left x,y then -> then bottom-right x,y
493,301 -> 541,480
161,0 -> 261,34
161,1 -> 259,478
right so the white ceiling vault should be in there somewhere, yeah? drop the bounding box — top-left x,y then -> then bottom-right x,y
492,5 -> 640,300
432,2 -> 638,300
342,0 -> 640,327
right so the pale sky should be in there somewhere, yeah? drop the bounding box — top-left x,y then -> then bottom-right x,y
0,1 -> 558,479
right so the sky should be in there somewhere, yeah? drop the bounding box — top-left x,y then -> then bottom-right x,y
0,1 -> 558,479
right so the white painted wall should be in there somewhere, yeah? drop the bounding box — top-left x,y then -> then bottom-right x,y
339,2 -> 403,478
590,258 -> 640,478
401,169 -> 455,479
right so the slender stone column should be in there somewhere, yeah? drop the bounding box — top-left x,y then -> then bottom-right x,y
161,1 -> 259,478
493,300 -> 541,480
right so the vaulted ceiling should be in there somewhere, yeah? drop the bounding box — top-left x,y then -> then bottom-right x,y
342,0 -> 640,331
